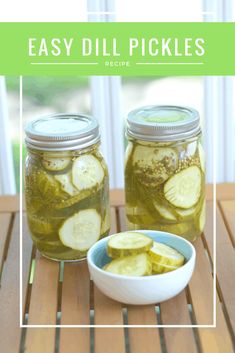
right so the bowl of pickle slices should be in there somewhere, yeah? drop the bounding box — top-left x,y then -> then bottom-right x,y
87,230 -> 196,305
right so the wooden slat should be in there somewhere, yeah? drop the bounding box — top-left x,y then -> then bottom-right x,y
110,189 -> 125,207
189,238 -> 233,352
203,201 -> 235,336
160,291 -> 197,353
118,206 -> 126,232
0,213 -> 12,274
24,253 -> 59,353
94,286 -> 125,353
60,261 -> 90,353
188,238 -> 213,325
0,195 -> 19,212
127,305 -> 161,353
0,213 -> 20,353
110,206 -> 118,233
195,294 -> 234,353
22,214 -> 33,319
219,200 -> 235,245
206,183 -> 235,201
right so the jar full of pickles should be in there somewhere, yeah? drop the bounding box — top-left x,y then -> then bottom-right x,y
125,105 -> 205,242
25,114 -> 110,261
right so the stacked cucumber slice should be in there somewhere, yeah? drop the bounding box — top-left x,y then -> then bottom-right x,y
107,232 -> 153,258
125,138 -> 206,242
164,166 -> 201,209
25,150 -> 110,260
103,232 -> 185,276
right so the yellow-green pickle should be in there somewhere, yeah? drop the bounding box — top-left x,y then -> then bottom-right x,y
125,105 -> 206,242
25,114 -> 110,261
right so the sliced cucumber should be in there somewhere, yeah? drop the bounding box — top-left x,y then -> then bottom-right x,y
175,206 -> 196,220
125,142 -> 133,167
153,201 -> 176,221
198,200 -> 206,232
164,166 -> 201,209
55,173 -> 78,196
54,188 -> 94,209
133,146 -> 178,186
198,142 -> 205,173
152,262 -> 178,274
59,209 -> 101,251
72,154 -> 104,190
36,171 -> 62,200
27,214 -> 55,235
133,146 -> 178,170
42,154 -> 71,171
107,231 -> 153,258
126,205 -> 156,225
186,141 -> 197,158
101,211 -> 111,235
159,222 -> 191,237
104,253 -> 152,276
149,241 -> 184,267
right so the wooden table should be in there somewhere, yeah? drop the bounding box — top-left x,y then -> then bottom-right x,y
0,185 -> 234,353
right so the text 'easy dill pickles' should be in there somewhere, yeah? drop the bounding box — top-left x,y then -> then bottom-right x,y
125,105 -> 206,242
24,114 -> 110,261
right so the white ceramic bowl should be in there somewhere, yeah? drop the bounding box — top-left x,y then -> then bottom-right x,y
87,230 -> 196,305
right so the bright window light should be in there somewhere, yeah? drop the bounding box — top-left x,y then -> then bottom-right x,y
115,0 -> 203,22
0,0 -> 87,21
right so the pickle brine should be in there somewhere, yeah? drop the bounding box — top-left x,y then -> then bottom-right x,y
125,138 -> 206,242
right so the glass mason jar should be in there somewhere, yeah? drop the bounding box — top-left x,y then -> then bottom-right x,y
125,105 -> 206,242
24,114 -> 110,261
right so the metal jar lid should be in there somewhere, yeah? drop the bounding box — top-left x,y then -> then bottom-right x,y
126,105 -> 201,142
24,113 -> 100,151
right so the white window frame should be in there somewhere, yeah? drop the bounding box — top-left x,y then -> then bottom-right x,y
0,76 -> 16,194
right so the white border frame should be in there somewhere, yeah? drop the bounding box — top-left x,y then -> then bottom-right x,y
19,75 -> 217,328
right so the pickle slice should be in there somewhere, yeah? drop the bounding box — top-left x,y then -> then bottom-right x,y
198,200 -> 206,232
164,166 -> 201,209
125,142 -> 133,167
36,171 -> 63,201
126,205 -> 156,225
72,155 -> 104,190
186,141 -> 197,157
133,146 -> 178,186
55,173 -> 78,196
133,146 -> 178,170
104,253 -> 152,276
101,211 -> 111,235
54,187 -> 97,209
198,142 -> 205,173
175,206 -> 196,220
59,209 -> 101,251
27,214 -> 55,235
42,155 -> 71,171
158,222 -> 191,237
153,201 -> 177,221
149,241 -> 185,267
107,231 -> 153,258
152,262 -> 178,274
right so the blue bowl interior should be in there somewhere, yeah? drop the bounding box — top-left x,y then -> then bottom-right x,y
89,231 -> 193,270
